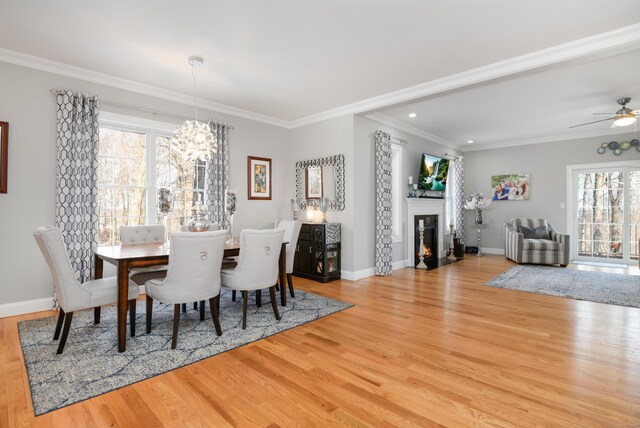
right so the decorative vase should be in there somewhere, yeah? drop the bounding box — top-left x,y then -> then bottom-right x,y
186,198 -> 211,232
475,209 -> 483,225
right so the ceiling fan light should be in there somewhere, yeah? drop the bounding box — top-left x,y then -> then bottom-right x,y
613,114 -> 636,127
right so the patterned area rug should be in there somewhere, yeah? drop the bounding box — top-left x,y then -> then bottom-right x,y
19,289 -> 352,415
485,265 -> 640,308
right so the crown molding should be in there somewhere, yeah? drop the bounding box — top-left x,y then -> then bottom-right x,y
0,47 -> 290,129
1,24 -> 639,133
462,128 -> 639,152
289,24 -> 640,129
364,113 -> 459,150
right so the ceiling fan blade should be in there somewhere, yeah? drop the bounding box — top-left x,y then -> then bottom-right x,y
631,109 -> 640,115
569,117 -> 615,128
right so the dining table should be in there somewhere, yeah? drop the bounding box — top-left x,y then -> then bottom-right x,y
94,237 -> 288,352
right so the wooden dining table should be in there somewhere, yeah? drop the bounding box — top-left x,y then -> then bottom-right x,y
94,238 -> 288,353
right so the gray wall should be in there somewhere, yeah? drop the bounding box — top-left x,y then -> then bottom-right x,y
353,115 -> 459,271
287,116 -> 356,272
463,134 -> 640,250
0,61 -> 290,305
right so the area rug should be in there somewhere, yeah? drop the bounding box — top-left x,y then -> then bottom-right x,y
18,288 -> 352,415
485,265 -> 640,308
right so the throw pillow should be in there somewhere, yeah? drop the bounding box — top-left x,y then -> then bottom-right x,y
520,225 -> 550,240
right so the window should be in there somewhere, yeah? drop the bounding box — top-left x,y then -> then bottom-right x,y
391,144 -> 403,243
97,113 -> 204,246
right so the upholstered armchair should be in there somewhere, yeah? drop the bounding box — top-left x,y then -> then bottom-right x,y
145,230 -> 227,349
33,226 -> 140,354
505,218 -> 570,266
221,229 -> 284,329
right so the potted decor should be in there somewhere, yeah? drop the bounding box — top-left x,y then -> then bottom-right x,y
464,192 -> 492,225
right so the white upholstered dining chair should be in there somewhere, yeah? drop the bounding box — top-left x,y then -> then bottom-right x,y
119,225 -> 167,285
221,229 -> 284,329
33,226 -> 140,354
274,219 -> 302,298
145,230 -> 227,349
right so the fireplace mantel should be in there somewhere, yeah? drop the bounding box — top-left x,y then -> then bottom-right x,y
406,198 -> 446,264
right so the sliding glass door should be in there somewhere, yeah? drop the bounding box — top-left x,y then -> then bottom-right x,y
573,166 -> 640,264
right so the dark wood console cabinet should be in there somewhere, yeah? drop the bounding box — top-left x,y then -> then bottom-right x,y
293,223 -> 341,283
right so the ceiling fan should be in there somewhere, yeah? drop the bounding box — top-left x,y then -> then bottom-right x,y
569,97 -> 640,129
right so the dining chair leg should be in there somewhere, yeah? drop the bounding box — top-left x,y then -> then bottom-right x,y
199,300 -> 205,321
181,303 -> 187,313
146,295 -> 153,334
232,290 -> 236,302
129,299 -> 136,337
269,286 -> 281,321
256,290 -> 262,307
172,304 -> 180,349
56,311 -> 74,355
209,296 -> 222,336
242,291 -> 248,330
193,302 -> 198,310
94,307 -> 101,324
53,309 -> 65,340
287,273 -> 295,298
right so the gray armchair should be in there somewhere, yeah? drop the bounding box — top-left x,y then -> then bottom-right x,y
505,218 -> 569,266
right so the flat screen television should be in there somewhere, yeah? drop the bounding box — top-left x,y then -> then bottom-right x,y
418,153 -> 449,192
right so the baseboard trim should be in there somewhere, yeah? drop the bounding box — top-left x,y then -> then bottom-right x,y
341,260 -> 408,281
481,247 -> 505,255
0,297 -> 54,318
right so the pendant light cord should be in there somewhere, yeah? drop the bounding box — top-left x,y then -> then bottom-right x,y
192,63 -> 199,122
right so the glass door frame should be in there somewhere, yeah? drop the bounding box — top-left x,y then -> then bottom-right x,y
567,160 -> 640,265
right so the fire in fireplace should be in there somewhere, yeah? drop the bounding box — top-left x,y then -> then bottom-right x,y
414,214 -> 437,267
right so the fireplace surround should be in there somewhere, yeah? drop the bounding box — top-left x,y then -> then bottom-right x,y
406,198 -> 446,267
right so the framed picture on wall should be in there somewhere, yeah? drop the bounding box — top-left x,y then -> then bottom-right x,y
306,166 -> 323,199
490,173 -> 529,201
247,156 -> 272,200
0,121 -> 8,194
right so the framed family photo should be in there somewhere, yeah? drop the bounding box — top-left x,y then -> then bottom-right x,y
305,166 -> 323,199
247,156 -> 272,200
0,121 -> 8,194
490,173 -> 529,201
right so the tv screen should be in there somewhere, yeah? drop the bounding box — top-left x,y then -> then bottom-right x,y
418,154 -> 449,191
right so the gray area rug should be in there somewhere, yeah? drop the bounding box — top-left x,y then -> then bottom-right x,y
19,288 -> 352,415
485,265 -> 640,308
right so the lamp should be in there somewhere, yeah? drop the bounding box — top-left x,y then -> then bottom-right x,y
172,56 -> 217,162
613,113 -> 636,127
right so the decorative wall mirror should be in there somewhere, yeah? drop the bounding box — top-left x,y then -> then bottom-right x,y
296,154 -> 345,210
0,121 -> 8,194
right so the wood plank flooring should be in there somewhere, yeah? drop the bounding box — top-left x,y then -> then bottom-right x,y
2,256 -> 639,427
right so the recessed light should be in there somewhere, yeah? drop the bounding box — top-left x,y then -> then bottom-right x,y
408,113 -> 417,118
467,140 -> 475,144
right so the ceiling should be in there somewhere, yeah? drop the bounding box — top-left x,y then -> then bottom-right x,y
1,1 -> 640,148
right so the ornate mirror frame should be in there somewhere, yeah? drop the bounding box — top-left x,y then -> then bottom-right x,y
295,154 -> 345,211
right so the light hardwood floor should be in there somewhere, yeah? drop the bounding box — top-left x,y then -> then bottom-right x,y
2,256 -> 639,427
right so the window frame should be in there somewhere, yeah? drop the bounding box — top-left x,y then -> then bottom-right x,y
97,112 -> 201,246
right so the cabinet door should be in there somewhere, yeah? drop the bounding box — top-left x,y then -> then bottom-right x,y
311,226 -> 325,274
297,240 -> 313,274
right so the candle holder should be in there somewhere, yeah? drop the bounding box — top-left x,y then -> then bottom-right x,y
416,226 -> 428,269
447,223 -> 457,261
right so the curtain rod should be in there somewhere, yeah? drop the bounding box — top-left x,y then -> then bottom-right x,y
391,136 -> 407,145
49,89 -> 234,129
442,152 -> 462,160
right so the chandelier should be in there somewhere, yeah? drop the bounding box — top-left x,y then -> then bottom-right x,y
172,56 -> 217,162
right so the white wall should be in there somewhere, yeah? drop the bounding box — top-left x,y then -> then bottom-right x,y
0,61 -> 290,306
352,116 -> 460,272
463,134 -> 640,250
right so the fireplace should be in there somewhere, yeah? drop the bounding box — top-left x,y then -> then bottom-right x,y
406,198 -> 445,267
414,215 -> 438,266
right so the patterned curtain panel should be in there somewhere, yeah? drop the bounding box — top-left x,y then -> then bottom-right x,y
204,121 -> 232,230
55,90 -> 100,307
453,156 -> 465,242
374,130 -> 393,276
